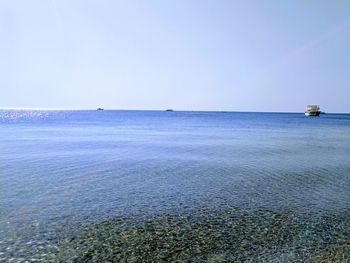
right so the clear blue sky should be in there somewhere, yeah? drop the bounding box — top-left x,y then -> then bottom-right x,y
0,0 -> 349,112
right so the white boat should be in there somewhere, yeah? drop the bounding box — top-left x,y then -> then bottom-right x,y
305,105 -> 321,116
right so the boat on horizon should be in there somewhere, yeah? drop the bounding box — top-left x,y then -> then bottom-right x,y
165,109 -> 174,112
97,108 -> 104,111
305,105 -> 321,116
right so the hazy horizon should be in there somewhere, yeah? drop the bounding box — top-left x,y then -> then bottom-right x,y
1,107 -> 349,114
1,1 -> 349,113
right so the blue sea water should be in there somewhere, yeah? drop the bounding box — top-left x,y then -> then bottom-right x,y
0,110 -> 349,261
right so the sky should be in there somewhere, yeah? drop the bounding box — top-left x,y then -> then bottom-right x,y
0,0 -> 349,112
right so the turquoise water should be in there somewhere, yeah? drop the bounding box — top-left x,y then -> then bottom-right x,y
0,110 -> 349,262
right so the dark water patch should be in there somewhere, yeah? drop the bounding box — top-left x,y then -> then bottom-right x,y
52,208 -> 350,262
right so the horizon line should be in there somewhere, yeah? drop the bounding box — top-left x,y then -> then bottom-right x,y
0,107 -> 349,114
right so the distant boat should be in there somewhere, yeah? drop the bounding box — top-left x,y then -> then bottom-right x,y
165,109 -> 174,112
97,108 -> 104,111
305,105 -> 321,116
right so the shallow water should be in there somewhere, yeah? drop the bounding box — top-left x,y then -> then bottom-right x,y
0,110 -> 349,262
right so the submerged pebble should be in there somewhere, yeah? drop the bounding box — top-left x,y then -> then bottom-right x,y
51,207 -> 350,262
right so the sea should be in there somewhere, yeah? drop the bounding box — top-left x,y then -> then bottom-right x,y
0,110 -> 349,262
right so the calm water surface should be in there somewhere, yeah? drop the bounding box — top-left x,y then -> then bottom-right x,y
0,110 -> 349,262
